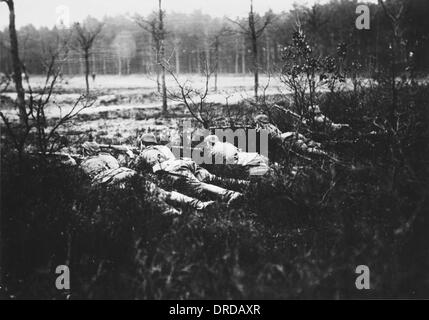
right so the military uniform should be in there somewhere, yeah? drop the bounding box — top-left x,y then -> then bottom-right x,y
236,152 -> 270,176
140,147 -> 243,206
81,154 -> 130,186
80,143 -> 215,214
254,115 -> 328,157
309,105 -> 349,131
204,135 -> 271,176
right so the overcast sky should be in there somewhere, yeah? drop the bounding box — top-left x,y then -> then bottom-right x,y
0,0 -> 335,29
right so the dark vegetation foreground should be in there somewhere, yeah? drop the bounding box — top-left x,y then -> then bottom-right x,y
1,83 -> 428,299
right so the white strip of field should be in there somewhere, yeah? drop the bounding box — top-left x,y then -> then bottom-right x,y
1,74 -> 365,121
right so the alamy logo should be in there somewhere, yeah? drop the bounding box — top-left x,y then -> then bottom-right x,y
355,265 -> 370,290
355,4 -> 370,30
55,265 -> 70,290
163,120 -> 269,166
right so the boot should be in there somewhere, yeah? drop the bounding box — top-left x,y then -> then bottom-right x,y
226,191 -> 244,208
168,191 -> 215,211
195,200 -> 216,210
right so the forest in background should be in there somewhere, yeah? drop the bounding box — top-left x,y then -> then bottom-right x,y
0,0 -> 428,77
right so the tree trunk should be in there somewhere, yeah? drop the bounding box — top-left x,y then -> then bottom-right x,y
158,0 -> 167,115
214,37 -> 219,92
92,52 -> 96,75
249,3 -> 259,101
197,47 -> 201,73
252,39 -> 259,101
188,55 -> 192,73
274,42 -> 279,66
84,50 -> 90,96
175,40 -> 180,74
5,0 -> 26,124
235,38 -> 239,74
103,54 -> 107,75
242,38 -> 246,75
156,64 -> 160,92
391,43 -> 397,124
146,36 -> 151,74
266,35 -> 270,71
250,33 -> 258,101
0,36 -> 2,72
161,64 -> 167,114
205,35 -> 210,72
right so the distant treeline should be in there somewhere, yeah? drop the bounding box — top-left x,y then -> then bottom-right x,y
0,0 -> 428,76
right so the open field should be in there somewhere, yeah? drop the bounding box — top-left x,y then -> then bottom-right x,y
1,73 -> 378,124
2,74 -> 284,98
1,74 -> 287,121
24,74 -> 284,93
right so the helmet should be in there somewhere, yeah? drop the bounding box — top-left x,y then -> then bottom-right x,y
280,132 -> 295,140
140,133 -> 158,145
82,141 -> 101,156
254,114 -> 270,124
204,135 -> 220,147
310,105 -> 321,114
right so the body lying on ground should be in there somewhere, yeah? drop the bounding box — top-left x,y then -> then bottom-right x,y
72,141 -> 217,215
273,104 -> 349,132
308,105 -> 350,131
138,141 -> 245,207
254,114 -> 330,158
203,135 -> 271,176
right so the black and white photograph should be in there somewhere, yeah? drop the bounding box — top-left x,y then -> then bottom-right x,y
0,0 -> 428,302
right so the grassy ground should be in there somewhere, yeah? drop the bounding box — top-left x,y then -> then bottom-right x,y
1,80 -> 428,300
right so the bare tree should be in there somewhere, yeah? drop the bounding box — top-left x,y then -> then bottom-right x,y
229,0 -> 273,101
242,37 -> 246,75
73,20 -> 103,96
212,35 -> 221,92
210,28 -> 233,92
0,29 -> 95,157
378,0 -> 407,124
157,0 -> 167,115
163,60 -> 215,128
135,18 -> 161,89
1,0 -> 26,124
135,0 -> 168,115
234,37 -> 240,74
174,37 -> 181,74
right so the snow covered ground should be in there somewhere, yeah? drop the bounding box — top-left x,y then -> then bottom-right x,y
21,73 -> 283,92
1,73 -> 365,122
1,74 -> 287,120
